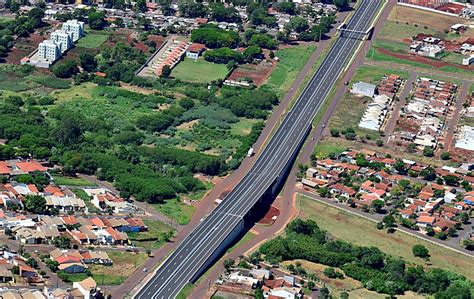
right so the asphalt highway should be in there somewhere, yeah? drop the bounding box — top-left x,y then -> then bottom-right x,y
135,1 -> 381,298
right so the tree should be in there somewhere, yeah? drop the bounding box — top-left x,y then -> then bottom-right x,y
435,282 -> 472,299
161,65 -> 171,78
52,60 -> 79,78
243,46 -> 263,62
88,10 -> 106,30
223,259 -> 234,272
462,239 -> 474,250
254,289 -> 264,299
330,128 -> 340,137
53,236 -> 72,249
412,244 -> 430,260
28,7 -> 45,28
382,215 -> 396,228
24,195 -> 47,214
421,167 -> 436,181
332,0 -> 350,10
135,0 -> 147,13
53,118 -> 82,146
79,52 -> 97,72
371,199 -> 384,213
285,16 -> 309,33
319,287 -> 330,299
440,152 -> 451,160
423,146 -> 434,157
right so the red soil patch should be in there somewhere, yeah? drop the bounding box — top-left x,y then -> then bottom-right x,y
107,29 -> 165,53
377,48 -> 474,71
257,205 -> 280,225
436,3 -> 464,14
227,62 -> 274,86
5,34 -> 45,64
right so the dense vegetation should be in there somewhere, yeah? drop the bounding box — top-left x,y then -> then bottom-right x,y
260,219 -> 473,297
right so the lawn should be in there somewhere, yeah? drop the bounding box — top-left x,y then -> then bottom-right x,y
76,33 -> 109,49
153,198 -> 195,225
297,195 -> 474,280
265,44 -> 316,96
172,57 -> 229,83
313,143 -> 346,159
227,231 -> 255,253
52,174 -> 96,186
127,219 -> 174,250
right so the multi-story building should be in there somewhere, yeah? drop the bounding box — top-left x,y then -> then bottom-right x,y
37,40 -> 60,63
50,30 -> 73,53
62,20 -> 85,42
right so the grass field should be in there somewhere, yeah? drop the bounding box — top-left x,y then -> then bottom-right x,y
387,5 -> 466,33
90,251 -> 148,285
229,118 -> 260,136
128,219 -> 174,250
367,47 -> 473,75
297,195 -> 474,280
266,44 -> 316,96
76,33 -> 109,49
153,198 -> 195,225
313,143 -> 346,159
52,174 -> 96,186
379,20 -> 438,41
176,283 -> 194,299
172,57 -> 229,83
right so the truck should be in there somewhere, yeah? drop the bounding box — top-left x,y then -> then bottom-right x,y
247,148 -> 255,157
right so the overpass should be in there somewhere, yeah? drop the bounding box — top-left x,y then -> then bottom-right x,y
135,1 -> 382,298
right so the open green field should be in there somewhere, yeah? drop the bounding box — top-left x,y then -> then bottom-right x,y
90,251 -> 148,285
379,20 -> 438,41
59,251 -> 148,285
297,195 -> 474,280
367,46 -> 473,75
266,44 -> 316,96
352,64 -> 409,84
128,219 -> 174,250
313,143 -> 346,159
153,198 -> 195,225
52,174 -> 96,186
229,118 -> 260,136
172,57 -> 229,83
76,33 -> 109,49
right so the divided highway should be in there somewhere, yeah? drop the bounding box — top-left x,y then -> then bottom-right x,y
135,1 -> 381,298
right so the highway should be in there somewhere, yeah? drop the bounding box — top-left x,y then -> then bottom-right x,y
135,1 -> 381,298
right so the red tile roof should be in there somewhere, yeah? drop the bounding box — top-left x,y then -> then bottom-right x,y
15,160 -> 47,173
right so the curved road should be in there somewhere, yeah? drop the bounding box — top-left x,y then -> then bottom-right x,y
135,1 -> 381,298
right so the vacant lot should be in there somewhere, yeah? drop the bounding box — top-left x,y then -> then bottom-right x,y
172,57 -> 229,83
153,198 -> 195,225
328,65 -> 408,139
90,251 -> 148,285
388,5 -> 465,33
227,62 -> 274,86
76,33 -> 109,49
265,44 -> 316,96
52,174 -> 96,187
297,195 -> 474,280
379,20 -> 438,41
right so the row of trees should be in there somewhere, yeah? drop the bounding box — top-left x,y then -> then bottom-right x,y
260,219 -> 472,297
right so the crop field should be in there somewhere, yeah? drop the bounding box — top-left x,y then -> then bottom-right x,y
172,57 -> 229,83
